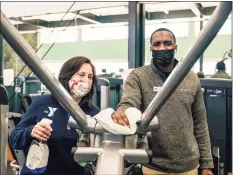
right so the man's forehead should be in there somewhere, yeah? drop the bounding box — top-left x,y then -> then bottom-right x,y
152,31 -> 174,42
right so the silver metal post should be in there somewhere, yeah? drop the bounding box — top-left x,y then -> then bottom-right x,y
95,134 -> 125,175
72,133 -> 152,175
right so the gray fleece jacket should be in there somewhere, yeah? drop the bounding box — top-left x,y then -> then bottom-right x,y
117,60 -> 214,172
211,70 -> 231,79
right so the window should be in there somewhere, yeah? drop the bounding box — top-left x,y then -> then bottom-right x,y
82,26 -> 128,41
92,61 -> 128,75
43,61 -> 64,78
3,69 -> 14,86
201,59 -> 231,77
195,18 -> 231,36
39,27 -> 78,43
145,22 -> 189,38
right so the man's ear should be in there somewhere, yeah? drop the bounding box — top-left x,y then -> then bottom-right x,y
175,45 -> 178,52
150,46 -> 152,52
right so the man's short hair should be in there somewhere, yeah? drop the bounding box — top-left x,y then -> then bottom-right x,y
150,28 -> 176,45
216,61 -> 226,71
197,71 -> 205,78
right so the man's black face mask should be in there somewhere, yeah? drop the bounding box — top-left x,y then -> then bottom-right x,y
152,49 -> 175,67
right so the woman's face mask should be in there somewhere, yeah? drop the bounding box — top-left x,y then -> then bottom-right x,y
68,63 -> 93,100
69,80 -> 91,99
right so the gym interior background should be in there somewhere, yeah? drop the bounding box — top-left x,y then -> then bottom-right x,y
0,1 -> 232,175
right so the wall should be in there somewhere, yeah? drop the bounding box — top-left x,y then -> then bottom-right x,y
39,21 -> 231,62
38,20 -> 231,76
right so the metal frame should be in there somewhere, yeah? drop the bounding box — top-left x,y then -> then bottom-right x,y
8,112 -> 26,166
198,4 -> 204,72
128,2 -> 145,68
0,2 -> 231,174
0,84 -> 8,175
96,78 -> 110,110
9,5 -> 217,31
0,36 -> 4,84
200,78 -> 232,174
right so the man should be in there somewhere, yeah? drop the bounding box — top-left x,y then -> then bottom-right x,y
211,61 -> 231,79
197,71 -> 205,78
112,28 -> 214,175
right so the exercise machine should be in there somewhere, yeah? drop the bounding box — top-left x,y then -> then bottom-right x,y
0,2 -> 232,174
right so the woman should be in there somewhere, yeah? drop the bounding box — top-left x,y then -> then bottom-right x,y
9,56 -> 100,175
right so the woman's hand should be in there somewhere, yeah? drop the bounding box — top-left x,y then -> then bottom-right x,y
31,122 -> 52,141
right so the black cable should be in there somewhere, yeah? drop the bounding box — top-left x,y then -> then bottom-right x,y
8,10 -> 80,103
6,2 -> 76,89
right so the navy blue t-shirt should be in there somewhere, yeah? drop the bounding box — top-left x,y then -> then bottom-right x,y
9,94 -> 100,175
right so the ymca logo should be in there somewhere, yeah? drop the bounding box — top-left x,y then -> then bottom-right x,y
45,107 -> 58,117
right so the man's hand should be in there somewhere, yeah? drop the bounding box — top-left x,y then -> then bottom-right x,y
201,169 -> 214,175
111,109 -> 130,127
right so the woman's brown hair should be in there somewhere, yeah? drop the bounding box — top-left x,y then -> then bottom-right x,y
58,56 -> 97,108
